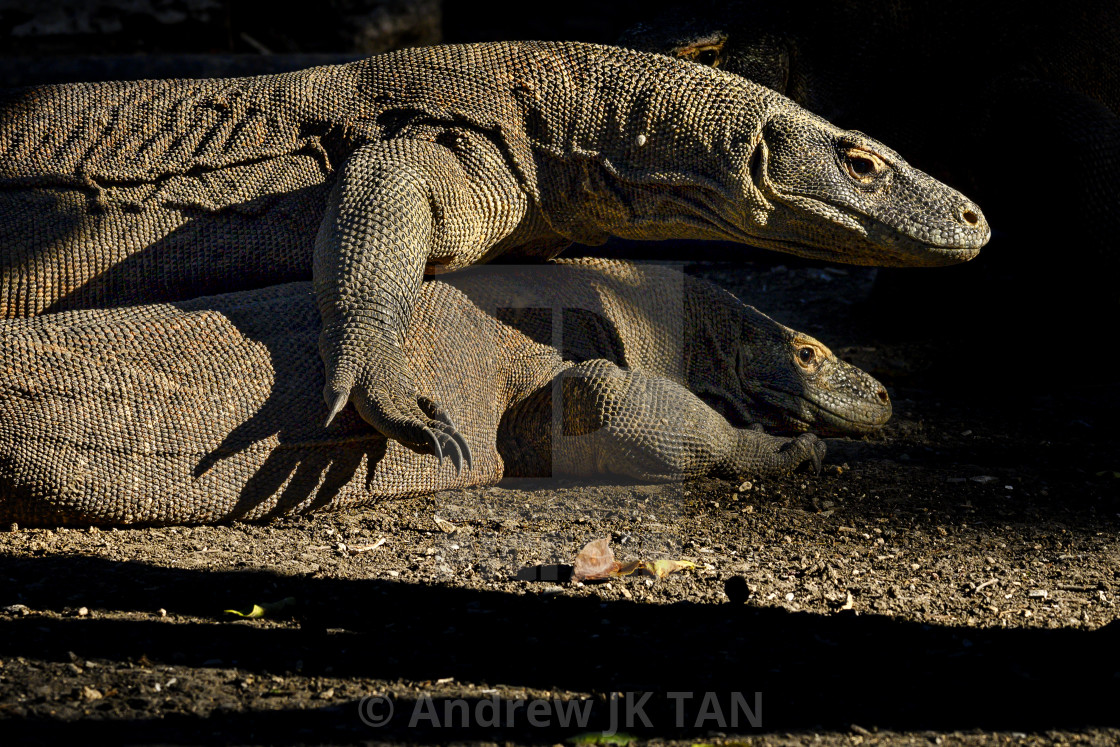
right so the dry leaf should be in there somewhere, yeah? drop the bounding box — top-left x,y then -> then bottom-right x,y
647,558 -> 697,578
573,537 -> 620,580
611,559 -> 696,579
224,597 -> 296,619
611,560 -> 645,578
573,538 -> 696,582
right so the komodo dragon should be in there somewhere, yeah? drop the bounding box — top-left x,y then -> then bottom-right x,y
618,2 -> 1120,344
0,259 -> 889,527
0,41 -> 973,469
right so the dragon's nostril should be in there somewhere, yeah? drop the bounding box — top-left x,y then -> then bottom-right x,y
959,207 -> 980,227
877,388 -> 889,403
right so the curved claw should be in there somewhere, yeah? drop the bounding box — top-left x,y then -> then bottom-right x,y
777,433 -> 824,475
795,434 -> 824,474
809,439 -> 823,474
439,413 -> 473,472
324,390 -> 349,428
419,396 -> 473,473
453,430 -> 473,471
422,428 -> 444,467
441,433 -> 464,475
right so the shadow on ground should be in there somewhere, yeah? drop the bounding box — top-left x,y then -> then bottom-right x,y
1,554 -> 1117,743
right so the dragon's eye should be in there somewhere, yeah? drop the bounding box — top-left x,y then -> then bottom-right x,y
844,148 -> 887,182
677,44 -> 723,68
849,156 -> 874,175
798,347 -> 815,365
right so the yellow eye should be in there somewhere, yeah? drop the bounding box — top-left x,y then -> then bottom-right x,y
676,43 -> 724,68
797,347 -> 815,366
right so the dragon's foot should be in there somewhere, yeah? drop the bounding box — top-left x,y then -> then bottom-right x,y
774,432 -> 825,474
323,352 -> 472,474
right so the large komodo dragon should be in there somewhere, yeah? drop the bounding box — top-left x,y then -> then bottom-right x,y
0,41 -> 980,467
618,2 -> 1120,344
0,259 -> 889,527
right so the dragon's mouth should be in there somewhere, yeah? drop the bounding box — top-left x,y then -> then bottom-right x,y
756,385 -> 890,437
759,191 -> 988,266
700,382 -> 888,438
743,223 -> 980,269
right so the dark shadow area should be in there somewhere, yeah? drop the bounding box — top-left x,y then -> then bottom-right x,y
0,554 -> 1116,742
0,0 -> 439,60
441,0 -> 680,45
0,54 -> 364,88
174,284 -> 385,522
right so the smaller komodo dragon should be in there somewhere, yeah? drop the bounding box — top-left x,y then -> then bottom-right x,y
0,41 -> 982,471
0,259 -> 889,527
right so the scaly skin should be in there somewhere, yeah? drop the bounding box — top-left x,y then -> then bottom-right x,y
0,41 -> 961,468
0,260 -> 887,527
448,258 -> 891,437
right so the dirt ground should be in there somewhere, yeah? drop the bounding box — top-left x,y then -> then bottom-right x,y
1,256 -> 1117,745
